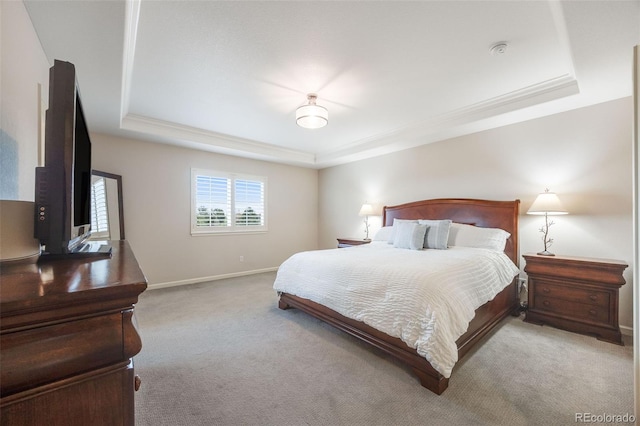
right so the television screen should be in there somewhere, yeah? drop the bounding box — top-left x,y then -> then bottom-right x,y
73,96 -> 92,228
34,60 -> 108,256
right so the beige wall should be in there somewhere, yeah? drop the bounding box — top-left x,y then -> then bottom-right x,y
91,134 -> 318,287
0,2 -> 318,287
3,0 -> 633,332
319,97 -> 634,331
0,1 -> 50,200
633,43 -> 639,419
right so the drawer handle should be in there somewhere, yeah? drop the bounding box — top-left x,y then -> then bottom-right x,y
589,295 -> 598,301
589,309 -> 597,316
135,375 -> 142,391
542,287 -> 551,293
543,300 -> 550,306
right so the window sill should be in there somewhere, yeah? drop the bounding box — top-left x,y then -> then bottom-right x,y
191,229 -> 268,237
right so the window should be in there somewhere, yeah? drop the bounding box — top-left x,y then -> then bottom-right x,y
191,168 -> 267,234
90,176 -> 110,239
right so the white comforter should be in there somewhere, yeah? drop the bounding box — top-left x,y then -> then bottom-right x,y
273,241 -> 519,378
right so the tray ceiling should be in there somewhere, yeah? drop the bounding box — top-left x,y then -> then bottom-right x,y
24,0 -> 640,168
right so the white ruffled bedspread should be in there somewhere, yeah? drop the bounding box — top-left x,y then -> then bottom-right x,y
273,242 -> 519,378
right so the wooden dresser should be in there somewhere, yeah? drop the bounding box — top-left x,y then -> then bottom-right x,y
523,253 -> 628,345
0,241 -> 147,425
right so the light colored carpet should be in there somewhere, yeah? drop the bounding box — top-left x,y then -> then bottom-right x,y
134,272 -> 634,426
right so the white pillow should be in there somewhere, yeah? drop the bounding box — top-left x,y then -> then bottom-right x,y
393,222 -> 427,250
448,223 -> 511,251
417,219 -> 452,250
372,226 -> 393,241
388,219 -> 418,244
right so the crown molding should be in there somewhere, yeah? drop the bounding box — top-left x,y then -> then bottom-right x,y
120,0 -> 141,121
120,73 -> 578,169
315,74 -> 579,167
119,0 -> 578,169
121,114 -> 316,165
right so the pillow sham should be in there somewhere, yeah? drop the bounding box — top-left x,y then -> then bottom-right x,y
388,219 -> 418,244
392,222 -> 428,250
372,226 -> 393,241
417,219 -> 452,250
448,222 -> 511,251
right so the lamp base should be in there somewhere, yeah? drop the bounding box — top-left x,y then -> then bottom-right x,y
537,250 -> 555,256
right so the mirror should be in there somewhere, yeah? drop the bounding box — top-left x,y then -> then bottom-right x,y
90,170 -> 125,240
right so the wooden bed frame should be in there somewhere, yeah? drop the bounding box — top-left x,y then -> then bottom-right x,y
278,198 -> 520,394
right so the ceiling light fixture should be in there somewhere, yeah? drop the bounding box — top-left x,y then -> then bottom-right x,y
490,42 -> 508,56
296,93 -> 328,129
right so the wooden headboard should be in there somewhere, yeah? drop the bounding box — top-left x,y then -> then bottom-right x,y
383,198 -> 520,266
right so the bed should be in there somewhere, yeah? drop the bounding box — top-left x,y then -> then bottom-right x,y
275,198 -> 520,394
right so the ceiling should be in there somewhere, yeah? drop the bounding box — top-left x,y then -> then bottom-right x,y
24,1 -> 640,169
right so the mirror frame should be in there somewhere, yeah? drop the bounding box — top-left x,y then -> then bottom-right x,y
91,170 -> 125,240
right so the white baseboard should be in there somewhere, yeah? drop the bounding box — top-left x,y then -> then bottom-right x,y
621,325 -> 634,336
147,267 -> 278,290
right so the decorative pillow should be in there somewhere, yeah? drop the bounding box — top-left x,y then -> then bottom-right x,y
392,222 -> 428,250
388,219 -> 418,244
372,226 -> 393,241
417,219 -> 452,250
448,222 -> 511,251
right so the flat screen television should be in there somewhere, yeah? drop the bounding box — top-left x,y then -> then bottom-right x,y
34,60 -> 108,256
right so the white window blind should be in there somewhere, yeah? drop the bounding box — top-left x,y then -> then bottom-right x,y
90,177 -> 110,239
195,175 -> 231,227
191,169 -> 267,234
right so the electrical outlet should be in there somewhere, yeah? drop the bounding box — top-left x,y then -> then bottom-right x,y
518,277 -> 527,292
517,277 -> 528,313
239,256 -> 244,262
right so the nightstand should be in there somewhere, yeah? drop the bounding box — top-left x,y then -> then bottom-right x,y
523,253 -> 628,345
337,238 -> 371,248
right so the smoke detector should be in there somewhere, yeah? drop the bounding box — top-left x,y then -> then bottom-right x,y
490,42 -> 509,56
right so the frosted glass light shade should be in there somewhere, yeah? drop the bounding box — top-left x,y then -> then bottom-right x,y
527,191 -> 568,215
296,94 -> 328,129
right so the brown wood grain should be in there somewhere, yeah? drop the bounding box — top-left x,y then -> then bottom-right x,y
524,253 -> 627,345
280,198 -> 521,394
383,198 -> 520,266
0,241 -> 146,425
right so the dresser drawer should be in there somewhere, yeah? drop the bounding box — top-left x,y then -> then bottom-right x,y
535,297 -> 610,324
0,312 -> 124,395
532,280 -> 609,307
524,253 -> 627,345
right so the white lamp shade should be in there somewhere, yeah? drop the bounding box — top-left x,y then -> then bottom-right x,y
296,104 -> 328,129
527,191 -> 568,215
359,203 -> 374,216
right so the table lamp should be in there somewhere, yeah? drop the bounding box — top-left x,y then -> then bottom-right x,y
359,203 -> 374,240
526,189 -> 568,256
